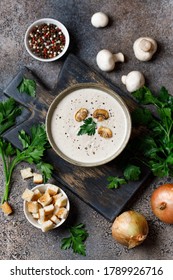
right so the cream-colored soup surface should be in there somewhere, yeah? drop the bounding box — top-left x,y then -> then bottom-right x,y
50,87 -> 130,165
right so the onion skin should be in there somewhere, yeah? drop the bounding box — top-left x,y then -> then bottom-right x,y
112,210 -> 149,249
151,184 -> 173,224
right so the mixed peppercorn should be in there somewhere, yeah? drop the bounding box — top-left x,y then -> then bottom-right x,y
28,23 -> 66,59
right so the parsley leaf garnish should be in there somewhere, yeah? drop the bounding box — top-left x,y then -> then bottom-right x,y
61,223 -> 89,256
77,117 -> 97,136
17,77 -> 36,97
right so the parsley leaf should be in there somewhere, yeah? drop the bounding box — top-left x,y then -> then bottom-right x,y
77,118 -> 97,136
107,176 -> 127,189
132,86 -> 157,105
61,223 -> 88,256
17,77 -> 36,97
36,162 -> 54,182
123,164 -> 141,181
0,98 -> 22,135
61,236 -> 72,250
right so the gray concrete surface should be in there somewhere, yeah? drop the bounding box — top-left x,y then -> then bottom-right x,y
0,0 -> 173,260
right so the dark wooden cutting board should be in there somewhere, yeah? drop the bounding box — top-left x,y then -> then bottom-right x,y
2,53 -> 151,221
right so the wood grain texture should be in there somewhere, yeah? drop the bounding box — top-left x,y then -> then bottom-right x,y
2,53 -> 151,221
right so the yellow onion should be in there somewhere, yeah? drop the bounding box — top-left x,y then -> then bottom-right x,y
151,184 -> 173,224
112,210 -> 149,249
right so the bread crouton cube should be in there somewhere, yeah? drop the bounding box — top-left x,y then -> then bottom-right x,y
46,184 -> 59,196
41,220 -> 54,232
33,173 -> 43,184
38,192 -> 52,207
32,213 -> 40,219
27,201 -> 39,214
44,204 -> 54,215
57,207 -> 68,219
55,195 -> 67,208
22,188 -> 34,202
38,208 -> 45,224
50,215 -> 61,225
20,167 -> 33,179
52,193 -> 63,204
53,205 -> 60,216
0,201 -> 13,215
32,189 -> 42,201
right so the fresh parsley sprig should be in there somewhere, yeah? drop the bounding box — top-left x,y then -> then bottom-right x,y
77,117 -> 97,136
17,77 -> 36,97
0,124 -> 53,204
131,86 -> 173,177
107,176 -> 126,189
107,164 -> 141,189
17,125 -> 53,181
61,223 -> 89,256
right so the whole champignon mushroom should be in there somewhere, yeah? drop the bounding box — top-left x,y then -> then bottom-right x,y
133,37 -> 157,61
121,71 -> 145,92
96,49 -> 124,72
91,12 -> 109,28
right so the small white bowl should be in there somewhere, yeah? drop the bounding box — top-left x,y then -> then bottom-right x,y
23,184 -> 70,231
24,18 -> 70,62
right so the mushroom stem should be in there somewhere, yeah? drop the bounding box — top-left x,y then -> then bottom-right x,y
113,52 -> 125,63
121,75 -> 127,85
139,39 -> 152,52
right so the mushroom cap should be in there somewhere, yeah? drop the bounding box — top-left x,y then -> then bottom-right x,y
91,12 -> 109,28
133,37 -> 157,61
93,109 -> 109,121
98,126 -> 113,138
96,49 -> 115,71
75,108 -> 88,122
122,71 -> 145,92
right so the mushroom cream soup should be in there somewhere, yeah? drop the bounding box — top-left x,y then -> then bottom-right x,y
49,86 -> 131,166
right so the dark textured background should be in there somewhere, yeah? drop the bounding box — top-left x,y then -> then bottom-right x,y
0,0 -> 173,260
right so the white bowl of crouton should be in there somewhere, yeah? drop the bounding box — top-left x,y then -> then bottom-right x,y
22,184 -> 70,232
